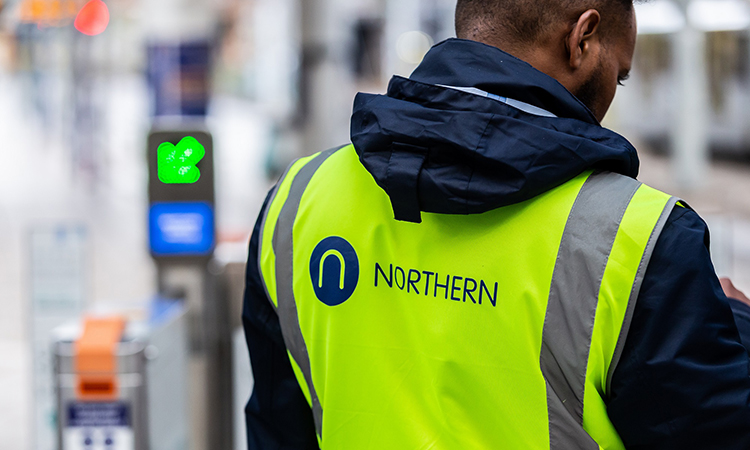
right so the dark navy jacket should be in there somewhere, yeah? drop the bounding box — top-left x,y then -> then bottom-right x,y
243,39 -> 750,449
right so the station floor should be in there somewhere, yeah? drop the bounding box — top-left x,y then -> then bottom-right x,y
2,73 -> 750,448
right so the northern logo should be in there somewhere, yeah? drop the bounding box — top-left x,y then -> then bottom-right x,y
309,236 -> 359,306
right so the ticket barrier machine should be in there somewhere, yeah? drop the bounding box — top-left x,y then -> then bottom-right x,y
53,301 -> 188,450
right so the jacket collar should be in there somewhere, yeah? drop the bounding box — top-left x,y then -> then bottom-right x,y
410,39 -> 600,124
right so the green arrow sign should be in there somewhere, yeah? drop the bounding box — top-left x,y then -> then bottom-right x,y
157,136 -> 205,184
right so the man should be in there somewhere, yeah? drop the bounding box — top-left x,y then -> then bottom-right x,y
243,0 -> 750,448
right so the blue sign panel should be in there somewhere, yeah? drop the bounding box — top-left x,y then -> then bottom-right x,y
68,402 -> 130,427
149,202 -> 214,256
147,43 -> 210,117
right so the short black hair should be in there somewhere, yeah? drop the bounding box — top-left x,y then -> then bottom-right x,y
455,0 -> 636,47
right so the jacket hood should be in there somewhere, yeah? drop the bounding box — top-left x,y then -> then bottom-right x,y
350,38 -> 640,222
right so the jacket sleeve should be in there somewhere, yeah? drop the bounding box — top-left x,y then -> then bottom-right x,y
242,191 -> 320,450
607,206 -> 750,449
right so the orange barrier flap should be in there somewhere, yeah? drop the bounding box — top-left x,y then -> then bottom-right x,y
74,316 -> 126,400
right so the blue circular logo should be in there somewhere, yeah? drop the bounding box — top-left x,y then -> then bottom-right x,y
309,237 -> 359,306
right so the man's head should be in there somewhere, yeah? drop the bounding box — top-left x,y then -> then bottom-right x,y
455,0 -> 638,121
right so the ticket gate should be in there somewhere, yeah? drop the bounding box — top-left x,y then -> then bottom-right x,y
53,301 -> 188,450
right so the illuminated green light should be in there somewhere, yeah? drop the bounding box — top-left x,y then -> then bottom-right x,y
158,136 -> 205,184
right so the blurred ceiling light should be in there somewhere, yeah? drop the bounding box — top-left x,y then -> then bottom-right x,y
688,0 -> 750,31
19,0 -> 77,27
396,31 -> 434,65
636,0 -> 685,34
74,0 -> 109,36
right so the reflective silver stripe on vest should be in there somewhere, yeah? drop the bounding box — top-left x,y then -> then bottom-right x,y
606,195 -> 680,394
269,147 -> 340,438
257,162 -> 295,304
541,171 -> 642,449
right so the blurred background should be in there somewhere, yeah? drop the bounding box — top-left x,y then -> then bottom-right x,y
1,0 -> 750,449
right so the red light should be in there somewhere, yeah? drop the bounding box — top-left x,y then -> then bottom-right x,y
74,0 -> 109,36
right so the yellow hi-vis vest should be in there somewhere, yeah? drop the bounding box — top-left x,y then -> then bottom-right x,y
258,144 -> 678,449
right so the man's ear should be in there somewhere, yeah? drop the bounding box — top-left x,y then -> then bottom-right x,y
566,9 -> 602,70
